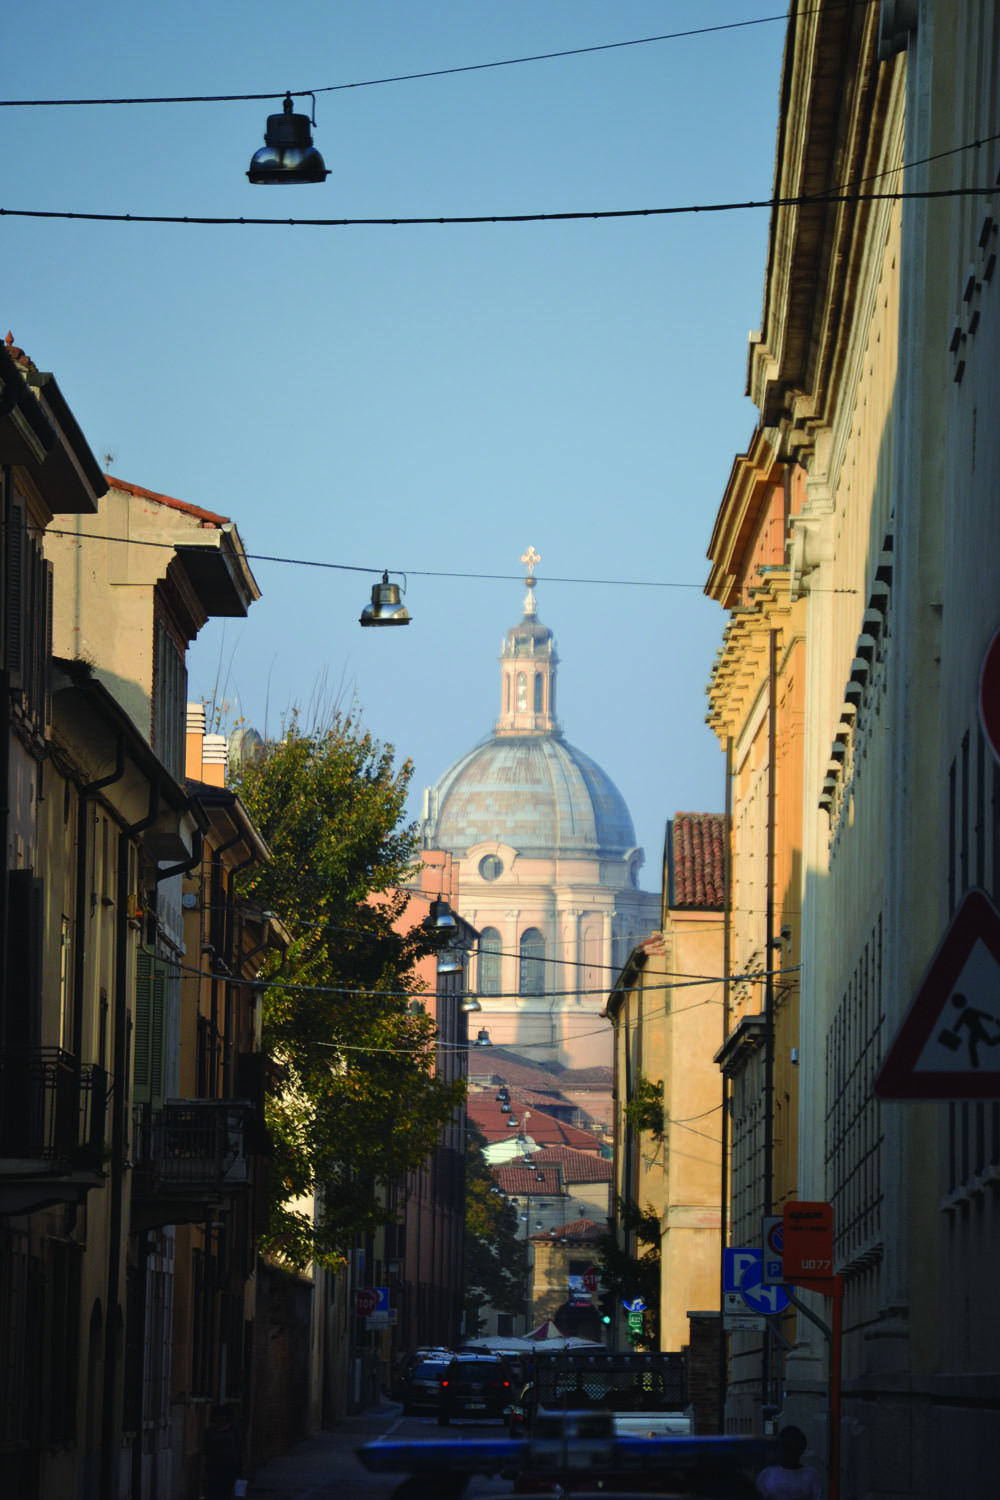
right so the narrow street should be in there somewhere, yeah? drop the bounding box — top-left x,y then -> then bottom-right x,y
249,1407 -> 517,1500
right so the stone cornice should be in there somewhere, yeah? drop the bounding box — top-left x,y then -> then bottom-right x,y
748,1 -> 899,445
705,426 -> 784,608
705,575 -> 798,743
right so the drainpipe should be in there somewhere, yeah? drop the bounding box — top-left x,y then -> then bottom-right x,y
718,735 -> 733,1433
762,629 -> 778,1423
222,850 -> 256,1097
154,828 -> 203,886
209,833 -> 242,1099
764,629 -> 777,1220
73,734 -> 127,1061
100,778 -> 160,1500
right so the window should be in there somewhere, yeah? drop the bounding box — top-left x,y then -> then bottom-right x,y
478,854 -> 503,882
519,929 -> 545,996
516,672 -> 527,712
134,950 -> 168,1110
3,485 -> 53,732
479,928 -> 502,995
534,673 -> 544,713
153,618 -> 186,782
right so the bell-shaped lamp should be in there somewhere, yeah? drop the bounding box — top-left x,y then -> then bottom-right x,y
360,572 -> 410,627
248,94 -> 330,185
475,1028 -> 492,1047
428,899 -> 458,932
437,948 -> 463,975
462,996 -> 482,1013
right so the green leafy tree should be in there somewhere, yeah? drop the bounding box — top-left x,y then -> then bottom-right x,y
463,1126 -> 526,1335
596,1197 -> 661,1348
229,711 -> 465,1269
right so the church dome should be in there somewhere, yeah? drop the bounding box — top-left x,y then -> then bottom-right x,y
422,549 -> 638,861
425,733 -> 636,858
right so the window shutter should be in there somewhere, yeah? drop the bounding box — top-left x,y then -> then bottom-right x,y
133,950 -> 152,1100
4,495 -> 25,686
5,871 -> 44,1049
133,950 -> 166,1108
43,561 -> 54,734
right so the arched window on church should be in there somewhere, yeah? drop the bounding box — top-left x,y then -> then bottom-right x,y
516,672 -> 527,712
479,928 -> 502,996
533,673 -> 544,713
505,674 -> 511,713
519,928 -> 545,996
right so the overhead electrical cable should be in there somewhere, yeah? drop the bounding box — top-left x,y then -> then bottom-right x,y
31,524 -> 860,596
0,183 -> 992,232
0,4 -> 877,108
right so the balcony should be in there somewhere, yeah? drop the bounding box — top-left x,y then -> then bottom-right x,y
132,1099 -> 254,1230
0,1048 -> 108,1215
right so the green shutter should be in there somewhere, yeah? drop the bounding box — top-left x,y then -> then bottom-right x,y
134,951 -> 167,1108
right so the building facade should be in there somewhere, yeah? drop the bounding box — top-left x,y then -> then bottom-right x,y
705,3 -> 1000,1493
605,815 -> 725,1355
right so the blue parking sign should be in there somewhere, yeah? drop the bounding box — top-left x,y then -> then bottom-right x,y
723,1248 -> 791,1315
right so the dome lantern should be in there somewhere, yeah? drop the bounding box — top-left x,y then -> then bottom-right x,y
497,545 -> 559,737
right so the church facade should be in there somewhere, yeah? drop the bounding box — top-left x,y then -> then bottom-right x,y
421,553 -> 659,1070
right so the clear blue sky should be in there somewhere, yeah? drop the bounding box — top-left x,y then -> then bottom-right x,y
6,2 -> 785,884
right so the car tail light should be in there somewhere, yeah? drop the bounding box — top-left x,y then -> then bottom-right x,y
441,1380 -> 449,1388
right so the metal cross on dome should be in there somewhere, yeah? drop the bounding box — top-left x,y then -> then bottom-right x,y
521,546 -> 541,616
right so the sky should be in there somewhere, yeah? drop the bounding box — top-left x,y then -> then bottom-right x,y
5,2 -> 786,885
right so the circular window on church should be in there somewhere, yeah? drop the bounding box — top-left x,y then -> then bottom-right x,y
479,854 -> 504,882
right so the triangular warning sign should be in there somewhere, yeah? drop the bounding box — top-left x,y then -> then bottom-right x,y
875,889 -> 1000,1099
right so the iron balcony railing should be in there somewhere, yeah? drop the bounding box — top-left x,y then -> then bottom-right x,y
133,1099 -> 252,1198
0,1047 -> 107,1172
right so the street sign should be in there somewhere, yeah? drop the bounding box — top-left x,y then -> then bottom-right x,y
761,1216 -> 783,1286
356,1287 -> 378,1317
374,1286 -> 390,1313
724,1300 -> 766,1332
628,1311 -> 644,1331
723,1248 -> 791,1315
582,1266 -> 599,1294
875,888 -> 1000,1099
782,1202 -> 834,1280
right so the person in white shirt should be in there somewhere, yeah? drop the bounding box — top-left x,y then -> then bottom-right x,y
756,1425 -> 822,1500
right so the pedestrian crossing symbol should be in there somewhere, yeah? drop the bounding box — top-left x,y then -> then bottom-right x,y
876,889 -> 1000,1100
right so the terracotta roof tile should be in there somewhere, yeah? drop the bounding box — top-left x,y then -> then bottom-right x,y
105,474 -> 231,527
557,1066 -> 613,1088
491,1164 -> 563,1195
467,1096 -> 602,1152
529,1147 -> 613,1183
670,812 -> 726,909
533,1216 -> 606,1241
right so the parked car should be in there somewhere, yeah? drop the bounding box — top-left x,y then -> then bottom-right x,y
437,1352 -> 515,1425
394,1346 -> 451,1400
401,1355 -> 451,1415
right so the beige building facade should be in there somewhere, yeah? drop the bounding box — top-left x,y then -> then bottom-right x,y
704,3 -> 1000,1493
606,816 -> 725,1354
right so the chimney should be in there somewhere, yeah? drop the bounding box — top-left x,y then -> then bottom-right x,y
186,702 -> 206,780
202,734 -> 228,788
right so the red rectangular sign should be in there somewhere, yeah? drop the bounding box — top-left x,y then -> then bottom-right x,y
782,1201 -> 834,1280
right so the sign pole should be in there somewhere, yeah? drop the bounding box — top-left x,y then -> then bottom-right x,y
790,1276 -> 843,1500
